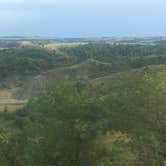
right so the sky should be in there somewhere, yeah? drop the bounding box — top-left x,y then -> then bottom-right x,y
0,0 -> 166,37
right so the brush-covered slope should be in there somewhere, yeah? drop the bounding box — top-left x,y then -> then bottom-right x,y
14,58 -> 113,99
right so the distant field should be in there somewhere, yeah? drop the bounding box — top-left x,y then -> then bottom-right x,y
0,102 -> 26,112
0,89 -> 27,112
44,42 -> 85,50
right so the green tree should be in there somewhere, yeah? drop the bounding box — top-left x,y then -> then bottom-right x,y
21,85 -> 108,166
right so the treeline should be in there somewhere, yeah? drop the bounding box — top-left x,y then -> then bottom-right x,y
62,43 -> 166,71
0,48 -> 60,79
62,43 -> 166,59
0,40 -> 19,48
0,70 -> 166,166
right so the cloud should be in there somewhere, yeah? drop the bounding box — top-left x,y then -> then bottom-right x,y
68,0 -> 166,6
0,0 -> 165,6
0,0 -> 62,5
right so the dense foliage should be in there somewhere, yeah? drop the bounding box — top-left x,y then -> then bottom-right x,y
0,47 -> 59,79
1,44 -> 166,81
62,44 -> 166,72
1,71 -> 166,166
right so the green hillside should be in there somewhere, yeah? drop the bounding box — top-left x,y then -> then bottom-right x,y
0,43 -> 166,166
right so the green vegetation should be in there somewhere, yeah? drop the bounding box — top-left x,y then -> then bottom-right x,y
1,44 -> 166,83
0,48 -> 58,79
0,43 -> 166,165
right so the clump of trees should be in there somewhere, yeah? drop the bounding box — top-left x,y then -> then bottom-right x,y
0,48 -> 59,79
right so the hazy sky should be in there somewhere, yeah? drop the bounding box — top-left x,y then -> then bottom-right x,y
0,0 -> 166,37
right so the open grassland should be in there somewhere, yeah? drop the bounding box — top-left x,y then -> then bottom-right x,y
44,42 -> 85,50
0,102 -> 25,112
0,89 -> 27,112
